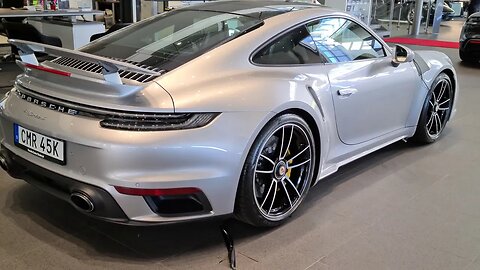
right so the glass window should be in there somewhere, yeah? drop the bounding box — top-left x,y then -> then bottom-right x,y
306,18 -> 386,63
81,10 -> 265,71
252,26 -> 326,65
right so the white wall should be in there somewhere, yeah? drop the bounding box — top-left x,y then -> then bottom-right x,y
324,0 -> 346,11
168,1 -> 209,9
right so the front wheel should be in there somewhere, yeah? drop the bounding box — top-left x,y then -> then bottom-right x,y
235,114 -> 316,227
412,73 -> 453,143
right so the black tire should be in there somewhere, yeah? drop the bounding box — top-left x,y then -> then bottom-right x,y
412,73 -> 453,144
235,114 -> 316,227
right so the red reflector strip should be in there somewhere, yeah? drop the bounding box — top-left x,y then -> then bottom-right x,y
470,40 -> 480,45
25,63 -> 71,77
114,186 -> 201,196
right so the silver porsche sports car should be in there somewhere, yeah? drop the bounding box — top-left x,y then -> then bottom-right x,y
0,1 -> 457,227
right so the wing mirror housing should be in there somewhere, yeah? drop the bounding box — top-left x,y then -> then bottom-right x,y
392,44 -> 415,67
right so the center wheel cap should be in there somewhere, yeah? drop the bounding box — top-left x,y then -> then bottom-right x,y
274,161 -> 287,180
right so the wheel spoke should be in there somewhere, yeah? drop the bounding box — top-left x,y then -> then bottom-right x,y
287,145 -> 310,163
267,181 -> 278,215
297,170 -> 304,188
429,100 -> 434,108
278,126 -> 285,160
432,91 -> 437,104
256,169 -> 274,174
427,114 -> 435,133
288,159 -> 311,169
437,81 -> 447,102
260,180 -> 275,209
281,180 -> 293,207
438,99 -> 450,107
438,107 -> 449,111
433,114 -> 439,134
285,176 -> 301,197
260,154 -> 275,166
281,125 -> 294,159
435,114 -> 442,133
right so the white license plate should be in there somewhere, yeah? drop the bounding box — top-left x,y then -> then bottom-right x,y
14,124 -> 65,165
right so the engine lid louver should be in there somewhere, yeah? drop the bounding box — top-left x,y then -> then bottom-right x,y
50,57 -> 163,83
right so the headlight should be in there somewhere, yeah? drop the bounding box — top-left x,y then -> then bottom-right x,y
99,113 -> 219,131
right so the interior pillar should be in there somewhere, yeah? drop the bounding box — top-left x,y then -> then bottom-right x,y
431,0 -> 444,34
410,0 -> 424,35
119,0 -> 140,23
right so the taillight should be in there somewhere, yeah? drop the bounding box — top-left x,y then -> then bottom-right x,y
100,113 -> 219,131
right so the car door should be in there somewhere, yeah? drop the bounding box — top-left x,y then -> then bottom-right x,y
306,17 -> 420,145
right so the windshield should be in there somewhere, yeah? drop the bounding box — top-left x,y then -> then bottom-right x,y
81,9 -> 264,71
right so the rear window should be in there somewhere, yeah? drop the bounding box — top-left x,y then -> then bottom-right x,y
252,26 -> 326,65
81,10 -> 263,71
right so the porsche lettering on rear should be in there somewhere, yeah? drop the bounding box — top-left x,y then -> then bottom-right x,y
16,89 -> 78,116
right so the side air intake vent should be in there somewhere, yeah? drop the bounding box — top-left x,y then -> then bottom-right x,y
50,57 -> 163,83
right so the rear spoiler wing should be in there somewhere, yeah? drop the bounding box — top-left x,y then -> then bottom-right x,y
8,39 -> 162,85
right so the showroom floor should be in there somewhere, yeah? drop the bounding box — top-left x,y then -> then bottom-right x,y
0,22 -> 480,270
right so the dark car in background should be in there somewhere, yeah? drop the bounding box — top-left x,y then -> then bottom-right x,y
460,12 -> 480,62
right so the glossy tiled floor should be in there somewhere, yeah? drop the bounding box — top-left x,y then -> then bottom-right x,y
0,25 -> 479,270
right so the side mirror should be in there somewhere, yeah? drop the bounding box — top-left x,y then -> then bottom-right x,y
392,44 -> 415,67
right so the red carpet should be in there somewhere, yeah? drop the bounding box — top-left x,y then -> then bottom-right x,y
383,37 -> 459,49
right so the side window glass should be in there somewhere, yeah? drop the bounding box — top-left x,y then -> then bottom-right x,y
306,18 -> 386,63
252,26 -> 326,65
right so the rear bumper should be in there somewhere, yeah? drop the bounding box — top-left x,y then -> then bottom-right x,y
0,146 -> 131,224
1,144 -> 225,225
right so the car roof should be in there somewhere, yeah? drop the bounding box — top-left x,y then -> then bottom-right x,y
185,0 -> 318,10
183,0 -> 321,19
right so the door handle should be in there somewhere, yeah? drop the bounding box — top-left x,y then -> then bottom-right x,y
337,88 -> 358,97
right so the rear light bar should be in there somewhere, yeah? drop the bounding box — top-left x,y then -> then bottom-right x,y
100,113 -> 219,131
469,40 -> 480,45
25,63 -> 71,77
114,186 -> 202,196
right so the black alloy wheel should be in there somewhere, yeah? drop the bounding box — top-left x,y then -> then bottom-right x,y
413,73 -> 453,143
235,114 -> 316,227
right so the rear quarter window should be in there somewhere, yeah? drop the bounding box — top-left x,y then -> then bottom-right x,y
252,26 -> 327,65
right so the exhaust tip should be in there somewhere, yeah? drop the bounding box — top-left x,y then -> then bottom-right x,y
70,192 -> 95,213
